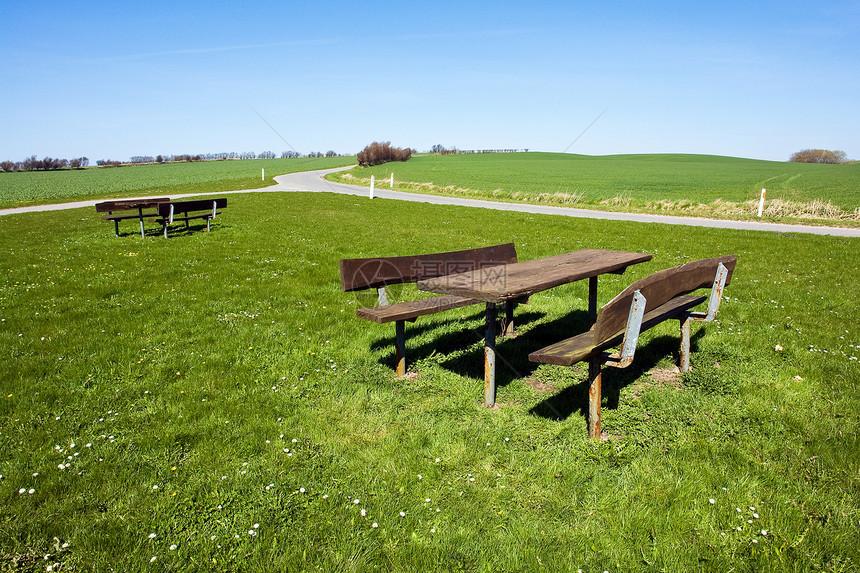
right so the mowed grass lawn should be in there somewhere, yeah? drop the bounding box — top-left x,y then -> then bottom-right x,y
1,191 -> 858,572
332,153 -> 860,224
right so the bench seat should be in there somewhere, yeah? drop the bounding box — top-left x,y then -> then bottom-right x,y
355,294 -> 481,324
529,256 -> 736,438
530,294 -> 706,366
151,198 -> 227,237
340,243 -> 519,376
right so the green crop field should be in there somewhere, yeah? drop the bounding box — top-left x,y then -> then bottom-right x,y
1,190 -> 857,571
0,157 -> 354,210
332,153 -> 860,224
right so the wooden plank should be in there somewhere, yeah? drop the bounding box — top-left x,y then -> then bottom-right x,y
418,249 -> 652,302
340,243 -> 517,292
355,294 -> 480,324
596,256 -> 735,343
156,198 -> 227,217
528,294 -> 707,367
101,213 -> 159,222
528,329 -> 598,366
95,198 -> 169,212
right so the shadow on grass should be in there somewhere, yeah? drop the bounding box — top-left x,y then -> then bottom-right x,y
129,221 -> 227,238
368,307 -> 549,379
367,305 -> 593,388
529,329 -> 707,422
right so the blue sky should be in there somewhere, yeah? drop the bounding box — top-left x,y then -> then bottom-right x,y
2,1 -> 858,162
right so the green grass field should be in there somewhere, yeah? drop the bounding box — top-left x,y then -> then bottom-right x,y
0,157 -> 354,209
331,153 -> 860,224
1,190 -> 857,571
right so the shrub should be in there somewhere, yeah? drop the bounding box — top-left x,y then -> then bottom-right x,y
356,141 -> 412,167
789,149 -> 848,164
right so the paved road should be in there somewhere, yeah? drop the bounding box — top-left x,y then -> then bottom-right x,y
2,165 -> 859,237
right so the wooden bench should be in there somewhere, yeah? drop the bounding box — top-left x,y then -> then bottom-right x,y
152,198 -> 227,238
95,198 -> 170,237
340,243 -> 520,376
529,255 -> 737,438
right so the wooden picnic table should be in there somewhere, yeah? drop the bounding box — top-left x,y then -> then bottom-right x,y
95,198 -> 170,237
417,249 -> 652,405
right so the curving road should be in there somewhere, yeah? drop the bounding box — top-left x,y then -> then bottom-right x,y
2,165 -> 859,238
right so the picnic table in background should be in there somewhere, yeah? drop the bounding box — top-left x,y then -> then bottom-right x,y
95,198 -> 170,237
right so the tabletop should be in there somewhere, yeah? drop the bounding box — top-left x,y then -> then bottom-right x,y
417,249 -> 653,303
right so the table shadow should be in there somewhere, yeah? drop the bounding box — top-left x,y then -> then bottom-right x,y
369,308 -> 547,375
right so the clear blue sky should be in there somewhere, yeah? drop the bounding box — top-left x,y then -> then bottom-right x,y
2,1 -> 858,162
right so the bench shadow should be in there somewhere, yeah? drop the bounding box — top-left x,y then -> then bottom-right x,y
529,329 -> 706,422
369,308 -> 549,376
142,222 -> 222,238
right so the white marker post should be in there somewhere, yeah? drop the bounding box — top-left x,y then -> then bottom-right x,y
390,173 -> 394,188
369,175 -> 375,199
262,168 -> 265,181
757,188 -> 766,217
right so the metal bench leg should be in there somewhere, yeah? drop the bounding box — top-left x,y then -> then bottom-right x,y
395,320 -> 406,377
114,219 -> 120,237
679,315 -> 692,372
588,356 -> 602,438
484,302 -> 497,406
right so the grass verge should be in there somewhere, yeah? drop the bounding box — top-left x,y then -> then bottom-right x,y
328,153 -> 860,227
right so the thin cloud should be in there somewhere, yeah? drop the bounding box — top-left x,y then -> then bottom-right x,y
90,37 -> 343,63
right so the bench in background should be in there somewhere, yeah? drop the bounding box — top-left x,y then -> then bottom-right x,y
529,255 -> 737,438
95,198 -> 170,237
153,198 -> 227,238
340,243 -> 520,377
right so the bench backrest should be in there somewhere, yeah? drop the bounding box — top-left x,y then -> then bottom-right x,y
340,243 -> 518,292
595,255 -> 737,344
95,198 -> 170,212
156,198 -> 227,216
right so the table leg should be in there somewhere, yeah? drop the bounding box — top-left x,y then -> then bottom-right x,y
395,320 -> 407,377
587,356 -> 602,438
588,276 -> 598,326
503,300 -> 515,336
484,302 -> 497,406
138,208 -> 145,238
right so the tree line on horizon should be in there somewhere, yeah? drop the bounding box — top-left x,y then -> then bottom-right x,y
3,146 -> 853,173
0,150 -> 345,173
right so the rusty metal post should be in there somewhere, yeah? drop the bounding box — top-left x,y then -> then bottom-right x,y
588,356 -> 602,438
679,315 -> 691,372
484,302 -> 497,406
588,276 -> 598,326
395,320 -> 406,377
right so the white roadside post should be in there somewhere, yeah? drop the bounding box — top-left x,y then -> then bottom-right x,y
757,188 -> 766,217
262,168 -> 265,181
370,175 -> 375,199
390,173 -> 394,188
